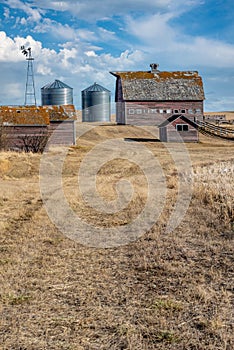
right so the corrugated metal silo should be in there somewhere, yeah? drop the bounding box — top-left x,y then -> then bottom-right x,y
41,79 -> 73,106
82,82 -> 111,122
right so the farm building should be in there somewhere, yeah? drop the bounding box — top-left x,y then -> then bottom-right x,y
0,105 -> 76,151
159,114 -> 199,142
110,63 -> 205,126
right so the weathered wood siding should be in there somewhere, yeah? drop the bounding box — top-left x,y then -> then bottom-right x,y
159,126 -> 167,142
119,101 -> 204,126
160,120 -> 199,143
116,102 -> 126,124
3,125 -> 48,150
167,128 -> 198,142
2,121 -> 76,151
115,77 -> 124,102
48,120 -> 76,145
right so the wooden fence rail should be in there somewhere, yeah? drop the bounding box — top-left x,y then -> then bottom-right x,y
195,120 -> 234,140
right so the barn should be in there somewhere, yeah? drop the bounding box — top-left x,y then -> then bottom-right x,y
0,105 -> 76,151
110,64 -> 205,126
159,114 -> 199,142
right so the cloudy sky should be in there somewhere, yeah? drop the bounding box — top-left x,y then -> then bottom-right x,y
0,0 -> 234,111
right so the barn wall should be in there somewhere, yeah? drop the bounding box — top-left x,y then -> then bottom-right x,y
115,78 -> 124,102
166,124 -> 199,142
3,125 -> 48,150
116,102 -> 126,124
119,101 -> 204,126
1,121 -> 76,151
48,120 -> 76,145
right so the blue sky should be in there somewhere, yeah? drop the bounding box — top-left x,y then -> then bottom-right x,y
0,0 -> 234,111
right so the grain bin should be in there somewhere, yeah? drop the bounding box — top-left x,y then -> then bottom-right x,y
82,82 -> 111,122
41,79 -> 73,106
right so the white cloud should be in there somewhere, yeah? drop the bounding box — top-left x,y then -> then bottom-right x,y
3,6 -> 10,18
2,0 -> 44,22
126,12 -> 234,69
31,0 -> 201,20
33,18 -> 114,43
0,31 -> 144,107
0,31 -> 28,61
0,0 -> 234,111
126,12 -> 176,48
85,51 -> 97,57
34,18 -> 79,40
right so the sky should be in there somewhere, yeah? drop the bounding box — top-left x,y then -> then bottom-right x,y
0,0 -> 234,111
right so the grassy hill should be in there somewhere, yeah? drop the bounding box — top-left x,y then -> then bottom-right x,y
0,124 -> 233,349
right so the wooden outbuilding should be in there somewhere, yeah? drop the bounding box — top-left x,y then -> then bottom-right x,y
159,114 -> 199,142
110,64 -> 205,126
0,105 -> 76,151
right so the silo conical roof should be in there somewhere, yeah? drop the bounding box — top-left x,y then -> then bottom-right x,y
82,82 -> 110,93
41,79 -> 73,106
41,79 -> 72,90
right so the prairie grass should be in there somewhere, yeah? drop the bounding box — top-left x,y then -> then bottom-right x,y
191,161 -> 233,229
0,124 -> 233,349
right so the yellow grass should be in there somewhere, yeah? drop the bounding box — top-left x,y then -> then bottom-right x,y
0,124 -> 233,349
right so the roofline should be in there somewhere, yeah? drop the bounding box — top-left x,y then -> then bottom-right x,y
109,72 -> 118,77
123,99 -> 205,102
3,124 -> 48,127
110,70 -> 200,76
159,114 -> 199,128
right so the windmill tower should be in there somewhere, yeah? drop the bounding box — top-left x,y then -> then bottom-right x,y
21,46 -> 37,106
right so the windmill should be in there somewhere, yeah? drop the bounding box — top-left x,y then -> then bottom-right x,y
21,46 -> 37,106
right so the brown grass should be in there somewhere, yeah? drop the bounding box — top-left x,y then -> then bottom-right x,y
0,124 -> 233,349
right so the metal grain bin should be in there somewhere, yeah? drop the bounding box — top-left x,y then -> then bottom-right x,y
41,79 -> 73,106
82,82 -> 111,122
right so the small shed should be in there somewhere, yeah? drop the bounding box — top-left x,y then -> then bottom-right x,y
0,105 -> 76,151
159,114 -> 199,142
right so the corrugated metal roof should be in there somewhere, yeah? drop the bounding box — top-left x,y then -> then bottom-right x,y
82,82 -> 110,93
41,79 -> 72,90
110,70 -> 205,101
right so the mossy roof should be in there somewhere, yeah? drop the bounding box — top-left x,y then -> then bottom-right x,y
110,70 -> 205,101
0,105 -> 76,125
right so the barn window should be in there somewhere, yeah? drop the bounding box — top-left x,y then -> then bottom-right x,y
195,109 -> 201,114
174,109 -> 179,114
181,109 -> 186,113
188,109 -> 193,114
128,109 -> 135,114
159,109 -> 163,113
166,109 -> 171,113
149,109 -> 157,114
176,124 -> 189,131
136,109 -> 142,114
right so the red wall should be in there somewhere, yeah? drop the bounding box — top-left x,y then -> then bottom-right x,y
116,101 -> 204,125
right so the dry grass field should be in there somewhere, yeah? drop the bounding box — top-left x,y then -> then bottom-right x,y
0,123 -> 233,349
